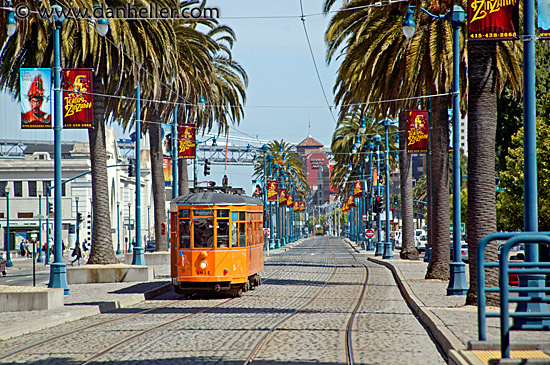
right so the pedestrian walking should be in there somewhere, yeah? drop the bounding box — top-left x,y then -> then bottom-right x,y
26,240 -> 32,258
70,242 -> 82,266
82,239 -> 88,259
20,241 -> 26,257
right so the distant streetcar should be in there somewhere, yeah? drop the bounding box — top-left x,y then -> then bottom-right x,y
314,224 -> 324,236
170,187 -> 264,297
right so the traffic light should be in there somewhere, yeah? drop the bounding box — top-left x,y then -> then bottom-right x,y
77,213 -> 83,224
128,158 -> 135,177
204,159 -> 211,176
393,196 -> 398,208
373,196 -> 384,214
48,203 -> 53,214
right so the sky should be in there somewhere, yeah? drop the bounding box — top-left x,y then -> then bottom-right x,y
0,1 -> 342,193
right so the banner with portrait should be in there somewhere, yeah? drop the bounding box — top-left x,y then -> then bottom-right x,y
62,68 -> 93,128
278,188 -> 287,205
406,110 -> 429,153
267,180 -> 278,201
538,0 -> 550,39
20,68 -> 52,129
287,193 -> 294,207
178,124 -> 196,159
347,195 -> 356,208
467,0 -> 519,40
162,124 -> 173,159
353,180 -> 363,197
163,158 -> 171,187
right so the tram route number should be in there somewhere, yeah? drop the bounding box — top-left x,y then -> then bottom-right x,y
196,270 -> 211,275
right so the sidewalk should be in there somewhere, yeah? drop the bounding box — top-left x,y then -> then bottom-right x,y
0,253 -> 171,341
345,239 -> 550,365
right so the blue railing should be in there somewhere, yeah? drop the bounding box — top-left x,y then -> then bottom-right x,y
477,232 -> 550,358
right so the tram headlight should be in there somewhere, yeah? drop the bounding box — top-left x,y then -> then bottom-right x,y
200,261 -> 208,269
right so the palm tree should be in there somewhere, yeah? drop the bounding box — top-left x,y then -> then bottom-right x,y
323,0 -> 522,282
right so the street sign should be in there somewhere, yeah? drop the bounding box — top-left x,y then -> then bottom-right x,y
362,214 -> 367,219
263,228 -> 270,238
450,223 -> 465,234
365,229 -> 375,238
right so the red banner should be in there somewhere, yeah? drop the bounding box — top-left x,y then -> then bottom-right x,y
300,201 -> 305,212
406,110 -> 429,153
278,188 -> 287,205
287,193 -> 294,207
267,180 -> 278,201
62,68 -> 93,128
342,201 -> 349,212
353,181 -> 363,197
467,0 -> 519,40
293,201 -> 300,212
178,124 -> 196,159
347,195 -> 356,208
539,5 -> 550,39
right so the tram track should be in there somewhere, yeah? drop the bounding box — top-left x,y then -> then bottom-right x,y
244,237 -> 370,365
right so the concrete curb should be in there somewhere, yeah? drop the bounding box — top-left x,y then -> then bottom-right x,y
367,256 -> 471,365
0,281 -> 172,341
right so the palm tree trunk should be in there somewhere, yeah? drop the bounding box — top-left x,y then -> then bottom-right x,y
149,109 -> 168,252
399,111 -> 418,260
426,95 -> 450,280
466,41 -> 498,306
178,158 -> 189,195
87,78 -> 117,264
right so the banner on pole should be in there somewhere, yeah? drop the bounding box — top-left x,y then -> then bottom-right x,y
300,201 -> 305,212
353,181 -> 363,197
406,110 -> 429,153
62,68 -> 93,128
278,188 -> 287,204
293,201 -> 300,212
538,1 -> 550,39
178,124 -> 196,159
467,0 -> 519,40
347,195 -> 356,208
287,193 -> 294,207
342,201 -> 349,212
163,158 -> 171,186
20,68 -> 52,129
267,180 -> 278,201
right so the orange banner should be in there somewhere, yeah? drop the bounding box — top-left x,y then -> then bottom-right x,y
468,0 -> 519,40
287,193 -> 294,207
300,201 -> 305,212
293,201 -> 300,212
63,68 -> 93,128
342,201 -> 349,212
347,195 -> 356,208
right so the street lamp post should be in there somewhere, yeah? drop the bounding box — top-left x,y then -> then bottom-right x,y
403,5 -> 467,292
4,186 -> 12,267
128,203 -> 132,254
132,83 -> 145,265
116,203 -> 121,255
382,119 -> 394,260
267,154 -> 275,248
45,187 -> 50,265
37,186 -> 44,263
274,163 -> 281,249
374,135 -> 383,256
172,103 -> 178,199
261,145 -> 269,251
366,142 -> 375,251
75,196 -> 79,253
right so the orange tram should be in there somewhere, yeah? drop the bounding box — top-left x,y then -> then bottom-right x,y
170,187 -> 264,297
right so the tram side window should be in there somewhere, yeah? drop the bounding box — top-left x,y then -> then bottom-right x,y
194,218 -> 214,248
179,209 -> 190,218
239,222 -> 246,247
179,220 -> 190,248
232,222 -> 238,247
217,220 -> 229,248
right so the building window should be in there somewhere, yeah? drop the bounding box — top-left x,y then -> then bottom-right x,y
0,181 -> 6,196
62,183 -> 66,197
14,181 -> 22,197
28,181 -> 37,197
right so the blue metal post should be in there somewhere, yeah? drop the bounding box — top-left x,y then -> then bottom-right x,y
45,189 -> 50,265
383,120 -> 393,259
75,197 -> 79,251
268,155 -> 275,248
515,0 -> 549,325
116,203 -> 121,255
374,136 -> 383,256
128,204 -> 132,253
172,104 -> 178,199
263,150 -> 268,251
447,6 -> 468,294
132,83 -> 145,265
275,167 -> 281,249
48,10 -> 69,295
37,192 -> 43,262
5,190 -> 12,267
367,145 -> 375,250
148,206 -> 151,242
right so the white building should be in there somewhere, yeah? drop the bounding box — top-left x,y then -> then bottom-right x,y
0,126 -> 154,254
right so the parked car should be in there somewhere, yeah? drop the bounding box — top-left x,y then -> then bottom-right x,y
0,255 -> 7,276
145,240 -> 156,252
450,242 -> 469,263
416,234 -> 427,252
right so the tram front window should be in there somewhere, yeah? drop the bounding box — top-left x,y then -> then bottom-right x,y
217,220 -> 229,248
194,218 -> 214,248
179,220 -> 190,248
